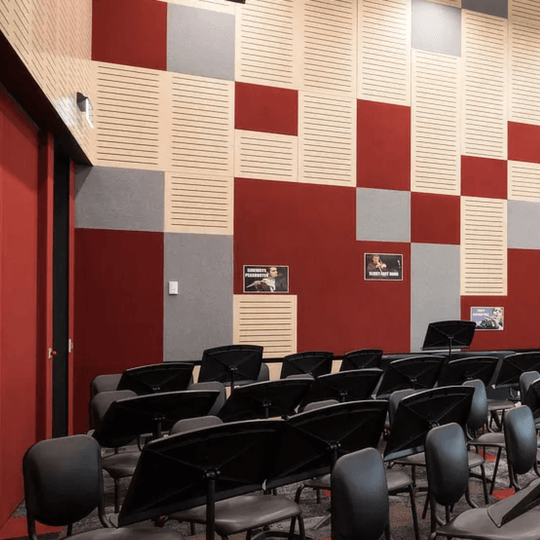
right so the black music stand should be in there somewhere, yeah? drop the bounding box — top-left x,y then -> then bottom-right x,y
117,362 -> 194,394
198,345 -> 263,391
280,351 -> 334,379
437,356 -> 498,387
217,378 -> 313,422
92,390 -> 220,444
302,368 -> 383,407
376,356 -> 445,399
339,349 -> 383,371
494,352 -> 540,389
422,320 -> 476,361
384,385 -> 474,461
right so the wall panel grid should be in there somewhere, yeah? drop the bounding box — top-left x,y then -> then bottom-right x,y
358,0 -> 411,106
426,0 -> 462,7
233,295 -> 297,358
508,161 -> 540,201
235,130 -> 298,182
411,50 -> 461,195
159,0 -> 236,14
461,197 -> 507,296
509,21 -> 540,125
299,93 -> 356,186
164,172 -> 233,234
462,11 -> 507,160
510,0 -> 540,28
299,0 -> 357,96
169,73 -> 234,177
235,0 -> 298,89
90,62 -> 171,170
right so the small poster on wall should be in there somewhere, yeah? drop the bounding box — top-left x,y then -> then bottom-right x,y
244,265 -> 289,293
471,307 -> 504,330
364,253 -> 403,281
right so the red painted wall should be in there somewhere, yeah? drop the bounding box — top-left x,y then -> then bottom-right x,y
73,228 -> 164,432
0,88 -> 39,526
234,178 -> 410,354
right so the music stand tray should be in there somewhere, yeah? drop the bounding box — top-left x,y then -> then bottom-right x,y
422,320 -> 476,360
339,349 -> 383,371
495,352 -> 540,389
117,362 -> 194,395
280,351 -> 334,379
437,356 -> 499,387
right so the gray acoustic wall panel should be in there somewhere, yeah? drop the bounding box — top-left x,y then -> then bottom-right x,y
411,243 -> 461,351
412,0 -> 462,57
164,233 -> 233,361
508,200 -> 540,249
167,4 -> 235,81
463,0 -> 507,19
357,188 -> 410,242
75,166 -> 164,232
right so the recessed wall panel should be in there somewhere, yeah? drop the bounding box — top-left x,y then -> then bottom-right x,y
164,233 -> 233,361
508,200 -> 540,249
463,0 -> 507,18
411,243 -> 461,351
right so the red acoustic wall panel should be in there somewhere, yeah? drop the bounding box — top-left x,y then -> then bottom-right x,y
461,156 -> 507,199
0,88 -> 39,526
508,122 -> 540,164
234,178 -> 410,354
411,192 -> 460,245
92,0 -> 167,71
235,83 -> 298,136
73,229 -> 164,433
357,100 -> 410,191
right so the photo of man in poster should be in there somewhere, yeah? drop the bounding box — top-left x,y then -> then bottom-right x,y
364,253 -> 403,281
244,266 -> 288,293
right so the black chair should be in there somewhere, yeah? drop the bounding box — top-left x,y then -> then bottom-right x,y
522,377 -> 540,426
300,369 -> 383,409
425,421 -> 540,540
23,434 -> 185,540
198,345 -> 264,391
339,349 -> 383,371
119,420 -> 308,540
332,448 -> 390,540
280,351 -> 334,379
519,371 -> 540,403
217,378 -> 313,421
376,355 -> 445,399
437,356 -> 499,387
117,362 -> 194,394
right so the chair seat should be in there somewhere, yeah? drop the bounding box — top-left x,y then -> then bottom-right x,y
436,505 -> 540,540
169,494 -> 302,536
469,431 -> 506,447
487,399 -> 516,411
102,452 -> 141,479
70,527 -> 184,540
396,451 -> 485,469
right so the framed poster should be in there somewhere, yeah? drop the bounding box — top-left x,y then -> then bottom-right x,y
244,265 -> 289,293
471,307 -> 504,330
364,253 -> 403,281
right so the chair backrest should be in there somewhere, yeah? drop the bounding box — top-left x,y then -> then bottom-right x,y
332,448 -> 389,540
339,349 -> 383,371
462,379 -> 488,433
303,398 -> 340,412
522,378 -> 540,422
388,388 -> 417,427
520,371 -> 540,400
170,415 -> 223,435
117,362 -> 194,395
24,435 -> 104,533
280,351 -> 334,379
91,373 -> 122,397
504,405 -> 538,486
425,423 -> 469,507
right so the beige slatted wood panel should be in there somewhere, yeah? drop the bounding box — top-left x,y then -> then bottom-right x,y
91,62 -> 169,170
170,73 -> 234,176
358,0 -> 411,106
461,197 -> 507,296
462,11 -> 507,160
164,172 -> 233,234
235,0 -> 299,89
425,0 -> 461,7
412,50 -> 460,195
30,0 -> 56,101
0,0 -> 11,36
159,0 -> 236,14
10,0 -> 32,66
509,22 -> 540,126
235,130 -> 298,182
300,0 -> 357,96
233,295 -> 297,359
299,93 -> 356,186
510,0 -> 540,28
508,161 -> 540,201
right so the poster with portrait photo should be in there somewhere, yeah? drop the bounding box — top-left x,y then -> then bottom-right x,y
364,253 -> 403,281
471,307 -> 504,331
244,265 -> 289,293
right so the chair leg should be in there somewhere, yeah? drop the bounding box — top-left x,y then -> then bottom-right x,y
114,478 -> 120,514
489,448 -> 503,495
479,462 -> 489,504
408,485 -> 420,540
384,523 -> 391,540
